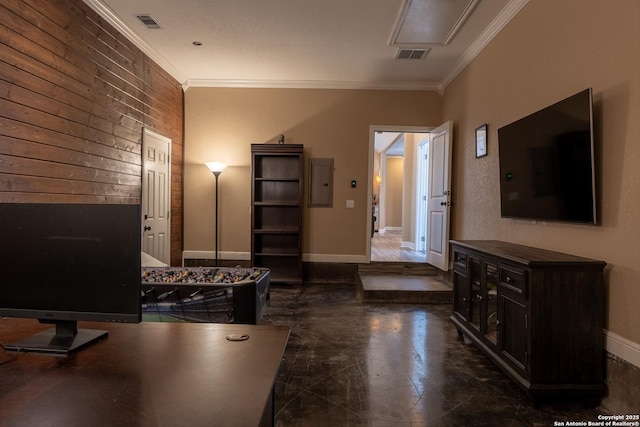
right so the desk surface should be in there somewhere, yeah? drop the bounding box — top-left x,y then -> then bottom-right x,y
0,319 -> 289,427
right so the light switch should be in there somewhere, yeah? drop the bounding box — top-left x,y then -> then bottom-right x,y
346,200 -> 354,208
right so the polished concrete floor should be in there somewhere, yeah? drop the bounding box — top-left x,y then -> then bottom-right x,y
262,283 -> 610,426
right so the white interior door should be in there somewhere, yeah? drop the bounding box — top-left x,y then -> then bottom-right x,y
142,129 -> 171,264
416,136 -> 429,252
426,121 -> 452,271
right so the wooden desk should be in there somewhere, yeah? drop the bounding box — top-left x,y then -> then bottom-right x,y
0,319 -> 289,427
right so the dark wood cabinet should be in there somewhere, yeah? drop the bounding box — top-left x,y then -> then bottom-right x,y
499,291 -> 528,374
450,240 -> 606,404
251,144 -> 304,285
452,252 -> 469,322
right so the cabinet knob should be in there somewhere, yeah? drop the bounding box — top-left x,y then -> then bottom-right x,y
477,295 -> 483,301
505,275 -> 512,283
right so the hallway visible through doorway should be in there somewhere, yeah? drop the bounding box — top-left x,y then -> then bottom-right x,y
371,229 -> 426,262
370,122 -> 452,270
372,127 -> 430,264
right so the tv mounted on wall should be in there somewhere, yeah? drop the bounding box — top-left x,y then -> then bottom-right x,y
0,203 -> 141,354
498,88 -> 596,224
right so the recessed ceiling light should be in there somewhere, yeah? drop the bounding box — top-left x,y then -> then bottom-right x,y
192,41 -> 203,46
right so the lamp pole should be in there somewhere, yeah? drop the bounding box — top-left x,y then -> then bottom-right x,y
205,162 -> 228,266
213,170 -> 221,265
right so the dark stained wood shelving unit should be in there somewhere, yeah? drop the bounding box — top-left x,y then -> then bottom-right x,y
251,144 -> 304,285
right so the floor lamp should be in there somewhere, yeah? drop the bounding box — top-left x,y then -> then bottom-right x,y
205,162 -> 227,265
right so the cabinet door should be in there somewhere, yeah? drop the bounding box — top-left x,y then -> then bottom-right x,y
483,262 -> 499,346
498,291 -> 528,374
469,256 -> 482,331
452,269 -> 469,322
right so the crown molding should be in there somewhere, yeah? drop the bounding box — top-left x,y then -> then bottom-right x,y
83,0 -> 525,93
80,0 -> 438,91
442,0 -> 529,88
184,78 -> 442,91
81,0 -> 188,86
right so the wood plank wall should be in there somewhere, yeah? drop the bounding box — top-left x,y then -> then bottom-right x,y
0,0 -> 184,265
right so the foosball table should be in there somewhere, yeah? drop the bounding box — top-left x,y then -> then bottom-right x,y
141,266 -> 270,324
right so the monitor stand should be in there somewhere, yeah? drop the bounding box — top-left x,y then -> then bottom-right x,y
4,320 -> 108,355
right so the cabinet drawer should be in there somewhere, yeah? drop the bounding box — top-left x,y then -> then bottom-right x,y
499,266 -> 527,297
452,249 -> 467,270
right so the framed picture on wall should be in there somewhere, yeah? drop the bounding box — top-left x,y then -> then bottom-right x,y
476,124 -> 487,158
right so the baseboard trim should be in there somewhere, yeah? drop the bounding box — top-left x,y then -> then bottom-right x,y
182,250 -> 250,265
303,253 -> 368,263
182,251 -> 367,265
605,330 -> 640,369
400,240 -> 415,250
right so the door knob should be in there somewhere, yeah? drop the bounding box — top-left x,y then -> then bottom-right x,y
144,226 -> 151,231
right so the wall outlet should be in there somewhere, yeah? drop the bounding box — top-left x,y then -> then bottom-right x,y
346,200 -> 354,208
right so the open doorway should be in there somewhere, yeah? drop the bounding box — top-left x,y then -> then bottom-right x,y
368,123 -> 453,269
370,126 -> 431,263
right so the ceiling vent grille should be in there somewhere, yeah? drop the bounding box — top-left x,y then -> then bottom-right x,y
396,48 -> 429,60
136,15 -> 160,29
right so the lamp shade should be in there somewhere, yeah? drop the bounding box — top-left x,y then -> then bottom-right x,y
205,162 -> 228,174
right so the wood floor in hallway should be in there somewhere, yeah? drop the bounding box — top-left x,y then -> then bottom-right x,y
371,229 -> 426,263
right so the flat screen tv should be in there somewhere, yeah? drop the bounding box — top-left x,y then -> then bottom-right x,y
0,203 -> 141,354
498,88 -> 596,224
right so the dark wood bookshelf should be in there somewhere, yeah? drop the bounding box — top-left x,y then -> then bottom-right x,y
251,144 -> 304,284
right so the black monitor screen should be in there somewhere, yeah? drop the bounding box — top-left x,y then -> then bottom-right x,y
0,203 -> 141,326
498,88 -> 596,224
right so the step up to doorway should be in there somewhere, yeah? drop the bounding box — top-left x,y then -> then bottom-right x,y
359,274 -> 452,304
357,261 -> 439,276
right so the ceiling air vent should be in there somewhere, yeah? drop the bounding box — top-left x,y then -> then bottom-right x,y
136,15 -> 160,29
396,48 -> 429,60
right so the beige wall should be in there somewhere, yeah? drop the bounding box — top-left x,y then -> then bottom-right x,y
184,88 -> 443,261
384,156 -> 404,228
443,0 -> 640,345
401,133 -> 417,245
401,133 -> 430,246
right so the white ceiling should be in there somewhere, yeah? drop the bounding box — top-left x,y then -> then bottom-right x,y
375,132 -> 402,155
83,0 -> 527,90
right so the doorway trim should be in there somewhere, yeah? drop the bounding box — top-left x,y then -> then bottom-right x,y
368,125 -> 434,263
142,128 -> 172,264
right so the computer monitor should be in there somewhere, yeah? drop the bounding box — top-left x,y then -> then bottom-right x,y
0,203 -> 141,355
